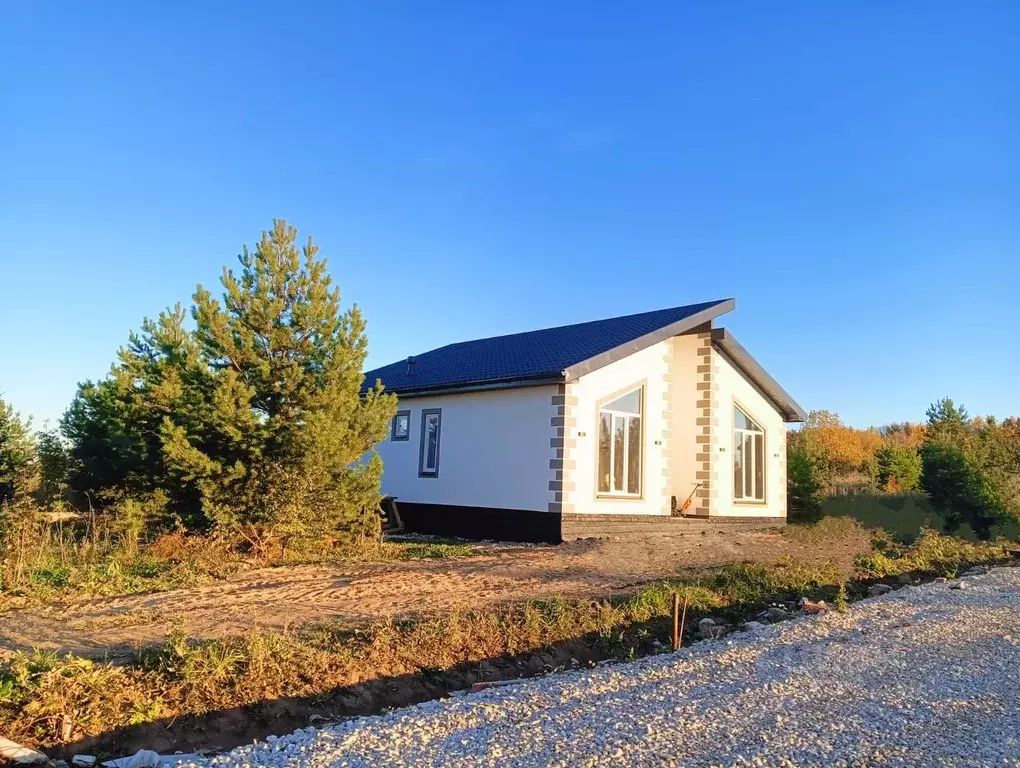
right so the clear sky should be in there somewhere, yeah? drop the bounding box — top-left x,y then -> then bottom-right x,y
2,2 -> 1018,429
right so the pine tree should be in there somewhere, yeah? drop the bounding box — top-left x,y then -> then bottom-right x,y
0,397 -> 34,506
161,220 -> 395,551
35,428 -> 72,507
925,397 -> 970,449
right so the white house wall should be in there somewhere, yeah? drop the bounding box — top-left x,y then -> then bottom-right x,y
559,330 -> 789,520
375,385 -> 559,512
669,334 -> 702,512
560,340 -> 672,516
711,348 -> 788,518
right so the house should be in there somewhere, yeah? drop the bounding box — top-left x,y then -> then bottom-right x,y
364,298 -> 805,543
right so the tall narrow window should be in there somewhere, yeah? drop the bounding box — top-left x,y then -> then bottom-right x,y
733,405 -> 765,502
418,409 -> 442,477
597,386 -> 642,496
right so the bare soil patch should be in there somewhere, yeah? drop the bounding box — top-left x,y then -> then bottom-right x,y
0,525 -> 872,660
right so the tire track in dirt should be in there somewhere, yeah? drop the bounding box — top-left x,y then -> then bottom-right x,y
0,528 -> 872,660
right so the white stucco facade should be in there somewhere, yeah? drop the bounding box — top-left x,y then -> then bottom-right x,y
564,340 -> 673,516
375,384 -> 559,512
709,349 -> 788,517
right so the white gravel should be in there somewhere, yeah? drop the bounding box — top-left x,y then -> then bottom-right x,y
193,567 -> 1020,767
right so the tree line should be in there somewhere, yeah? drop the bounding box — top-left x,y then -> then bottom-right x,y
1,220 -> 396,558
1,220 -> 1018,556
789,401 -> 1020,537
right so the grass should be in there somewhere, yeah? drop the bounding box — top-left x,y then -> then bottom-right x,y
0,526 -> 484,611
1,524 -> 1013,753
821,492 -> 1020,542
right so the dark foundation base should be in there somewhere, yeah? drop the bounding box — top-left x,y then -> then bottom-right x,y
396,501 -> 561,544
394,502 -> 785,544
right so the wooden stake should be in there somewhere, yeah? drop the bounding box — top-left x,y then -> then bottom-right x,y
671,593 -> 680,650
678,590 -> 690,649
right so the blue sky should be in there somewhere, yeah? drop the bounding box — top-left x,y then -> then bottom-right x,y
2,2 -> 1018,429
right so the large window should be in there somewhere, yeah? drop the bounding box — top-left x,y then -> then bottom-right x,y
418,409 -> 442,477
733,404 -> 765,502
597,386 -> 642,496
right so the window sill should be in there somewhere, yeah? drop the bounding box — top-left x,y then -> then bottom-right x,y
596,494 -> 644,501
734,500 -> 767,506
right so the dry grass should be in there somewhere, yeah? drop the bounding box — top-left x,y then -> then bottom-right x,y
1,526 -> 1013,752
0,521 -> 483,611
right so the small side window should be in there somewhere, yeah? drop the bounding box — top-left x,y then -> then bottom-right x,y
418,409 -> 442,477
391,410 -> 410,441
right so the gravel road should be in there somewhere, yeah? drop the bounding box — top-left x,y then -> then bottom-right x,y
192,567 -> 1020,767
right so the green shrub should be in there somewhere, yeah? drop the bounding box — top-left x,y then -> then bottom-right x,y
787,443 -> 823,523
853,527 -> 1006,577
921,442 -> 1005,539
876,446 -> 922,492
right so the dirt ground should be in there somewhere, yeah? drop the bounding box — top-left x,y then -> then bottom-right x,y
0,526 -> 873,661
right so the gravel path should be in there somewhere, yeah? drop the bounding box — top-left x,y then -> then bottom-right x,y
192,567 -> 1020,767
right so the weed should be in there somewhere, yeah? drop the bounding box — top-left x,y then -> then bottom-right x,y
834,582 -> 849,612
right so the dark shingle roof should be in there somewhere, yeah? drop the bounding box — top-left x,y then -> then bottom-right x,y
363,299 -> 734,396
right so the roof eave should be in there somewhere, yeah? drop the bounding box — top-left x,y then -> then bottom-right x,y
562,298 -> 736,382
711,328 -> 806,422
382,374 -> 565,400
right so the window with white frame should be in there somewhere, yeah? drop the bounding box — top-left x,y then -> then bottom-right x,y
597,386 -> 642,496
733,404 -> 765,502
418,409 -> 442,477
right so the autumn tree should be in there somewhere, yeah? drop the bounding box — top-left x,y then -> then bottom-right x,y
880,422 -> 927,451
800,410 -> 883,492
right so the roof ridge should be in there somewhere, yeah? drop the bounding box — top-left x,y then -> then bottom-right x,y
435,298 -> 732,350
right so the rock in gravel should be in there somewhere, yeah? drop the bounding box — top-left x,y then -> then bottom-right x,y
742,621 -> 767,632
697,617 -> 727,640
0,737 -> 47,765
72,757 -> 97,768
868,583 -> 893,597
158,756 -> 204,767
764,605 -> 791,622
948,580 -> 966,590
103,750 -> 162,768
184,568 -> 1020,768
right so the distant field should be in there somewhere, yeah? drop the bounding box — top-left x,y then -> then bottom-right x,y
821,493 -> 1020,542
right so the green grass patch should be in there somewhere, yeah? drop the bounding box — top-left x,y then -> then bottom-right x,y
821,492 -> 1020,542
377,540 -> 483,560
